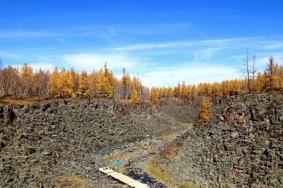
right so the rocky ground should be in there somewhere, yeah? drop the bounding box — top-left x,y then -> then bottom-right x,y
0,98 -> 196,187
1,94 -> 282,188
159,94 -> 283,187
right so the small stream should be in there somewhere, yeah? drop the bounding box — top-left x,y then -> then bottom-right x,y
95,140 -> 167,187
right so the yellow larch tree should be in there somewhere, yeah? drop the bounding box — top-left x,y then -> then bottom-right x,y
89,70 -> 102,97
265,57 -> 279,91
174,82 -> 181,97
59,69 -> 73,97
131,76 -> 142,99
101,75 -> 113,98
254,73 -> 265,92
49,67 -> 60,97
70,68 -> 79,97
122,67 -> 131,99
131,87 -> 140,104
99,64 -> 114,98
149,87 -> 159,103
78,71 -> 90,97
21,63 -> 33,97
198,96 -> 212,122
211,82 -> 222,96
181,81 -> 192,98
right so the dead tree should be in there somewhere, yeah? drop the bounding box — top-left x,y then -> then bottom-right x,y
244,49 -> 251,93
266,57 -> 277,92
252,55 -> 257,80
250,55 -> 257,92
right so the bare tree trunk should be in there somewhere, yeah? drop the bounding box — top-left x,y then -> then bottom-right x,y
268,57 -> 274,92
252,55 -> 256,80
246,49 -> 251,93
251,55 -> 256,92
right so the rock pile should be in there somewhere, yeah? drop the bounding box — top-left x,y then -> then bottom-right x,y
165,94 -> 283,187
0,98 -> 192,187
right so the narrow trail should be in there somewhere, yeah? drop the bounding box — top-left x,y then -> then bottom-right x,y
99,167 -> 150,188
96,123 -> 194,188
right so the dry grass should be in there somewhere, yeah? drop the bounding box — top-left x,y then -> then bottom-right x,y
104,149 -> 124,163
163,133 -> 177,142
183,123 -> 194,130
0,97 -> 43,106
145,159 -> 199,188
55,176 -> 87,188
145,122 -> 199,188
159,139 -> 184,161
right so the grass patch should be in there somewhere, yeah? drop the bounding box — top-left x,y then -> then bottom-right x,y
0,96 -> 46,106
182,123 -> 194,130
163,133 -> 177,142
145,159 -> 199,188
55,176 -> 87,188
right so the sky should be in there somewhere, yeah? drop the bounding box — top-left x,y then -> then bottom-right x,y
0,0 -> 283,87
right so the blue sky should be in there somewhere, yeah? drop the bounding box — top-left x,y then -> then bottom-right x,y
0,0 -> 283,86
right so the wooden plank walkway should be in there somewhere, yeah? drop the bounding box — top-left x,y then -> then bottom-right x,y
99,167 -> 150,188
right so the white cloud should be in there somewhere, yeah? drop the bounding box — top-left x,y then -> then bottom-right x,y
0,31 -> 59,38
113,38 -> 243,51
113,41 -> 195,51
61,52 -> 241,87
62,53 -> 143,72
192,46 -> 228,61
11,63 -> 55,71
0,51 -> 21,59
3,36 -> 283,87
255,54 -> 283,70
261,42 -> 283,50
29,63 -> 55,71
138,63 -> 241,87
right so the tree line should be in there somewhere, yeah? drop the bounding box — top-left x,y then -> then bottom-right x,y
150,57 -> 283,103
0,63 -> 148,103
0,57 -> 282,103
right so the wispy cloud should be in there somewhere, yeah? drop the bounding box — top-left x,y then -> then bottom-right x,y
262,43 -> 283,50
78,22 -> 194,37
62,53 -> 145,72
254,53 -> 283,69
11,62 -> 55,71
139,63 -> 240,87
0,51 -> 21,59
0,23 -> 193,40
0,31 -> 60,38
112,38 -> 245,51
112,36 -> 283,53
192,46 -> 228,61
2,35 -> 283,87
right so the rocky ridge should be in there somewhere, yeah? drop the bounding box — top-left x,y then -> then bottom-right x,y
163,94 -> 283,187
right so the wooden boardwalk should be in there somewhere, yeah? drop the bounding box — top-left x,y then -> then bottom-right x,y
99,167 -> 150,188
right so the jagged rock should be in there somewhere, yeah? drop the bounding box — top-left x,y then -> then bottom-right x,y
0,98 -> 197,187
0,141 -> 6,148
163,94 -> 283,187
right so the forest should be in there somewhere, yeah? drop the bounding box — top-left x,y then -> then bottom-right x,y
0,57 -> 282,103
